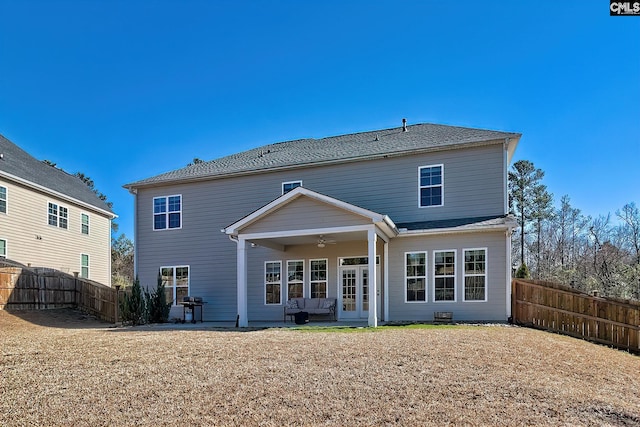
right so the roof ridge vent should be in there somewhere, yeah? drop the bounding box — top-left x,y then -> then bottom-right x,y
402,118 -> 407,132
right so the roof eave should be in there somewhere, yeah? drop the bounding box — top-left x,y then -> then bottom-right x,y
0,170 -> 117,219
125,136 -> 517,190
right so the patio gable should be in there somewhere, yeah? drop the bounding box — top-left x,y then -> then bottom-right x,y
223,187 -> 398,240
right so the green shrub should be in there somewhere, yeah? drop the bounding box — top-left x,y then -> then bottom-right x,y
146,271 -> 172,323
515,263 -> 531,279
120,276 -> 147,325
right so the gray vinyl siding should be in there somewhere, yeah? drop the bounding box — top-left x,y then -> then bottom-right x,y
242,197 -> 368,234
387,231 -> 509,322
134,143 -> 508,321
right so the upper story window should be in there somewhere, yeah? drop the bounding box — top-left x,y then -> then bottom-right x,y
154,195 -> 182,230
0,239 -> 6,257
419,165 -> 443,207
48,202 -> 68,229
81,213 -> 90,235
282,181 -> 302,194
0,186 -> 6,214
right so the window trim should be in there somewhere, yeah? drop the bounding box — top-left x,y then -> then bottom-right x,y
463,247 -> 488,302
80,253 -> 89,279
309,258 -> 328,299
81,212 -> 90,235
153,194 -> 183,231
433,249 -> 457,302
47,201 -> 69,230
405,251 -> 427,303
0,185 -> 7,215
160,265 -> 191,306
282,180 -> 302,194
264,260 -> 282,305
286,259 -> 305,300
418,164 -> 444,208
0,238 -> 7,258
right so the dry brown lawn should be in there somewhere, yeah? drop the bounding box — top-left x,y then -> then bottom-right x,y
1,309 -> 639,427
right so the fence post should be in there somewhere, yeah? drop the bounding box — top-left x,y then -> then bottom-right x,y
114,285 -> 121,325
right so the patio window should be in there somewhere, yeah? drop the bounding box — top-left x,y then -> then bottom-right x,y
406,252 -> 426,302
80,254 -> 89,278
0,239 -> 6,257
434,250 -> 456,301
287,260 -> 304,299
0,186 -> 6,214
81,213 -> 89,235
419,164 -> 443,207
265,261 -> 281,305
161,266 -> 190,306
464,248 -> 487,301
48,202 -> 68,229
310,259 -> 327,298
282,181 -> 302,194
154,195 -> 182,230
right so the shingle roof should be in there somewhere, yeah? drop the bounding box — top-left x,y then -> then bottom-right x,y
0,134 -> 114,215
396,215 -> 517,232
125,123 -> 520,188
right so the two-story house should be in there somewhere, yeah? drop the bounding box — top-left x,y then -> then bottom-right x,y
0,135 -> 116,285
125,122 -> 520,326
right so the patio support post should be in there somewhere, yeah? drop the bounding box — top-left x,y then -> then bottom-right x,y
367,228 -> 378,328
237,237 -> 248,327
383,239 -> 389,323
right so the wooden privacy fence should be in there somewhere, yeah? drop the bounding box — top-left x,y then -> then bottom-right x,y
0,266 -> 118,323
512,279 -> 640,354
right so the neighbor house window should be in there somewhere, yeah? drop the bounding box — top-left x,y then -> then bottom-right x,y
81,213 -> 89,235
81,254 -> 89,278
265,261 -> 282,304
0,186 -> 6,214
419,164 -> 443,207
161,266 -> 190,306
287,260 -> 304,299
434,250 -> 456,301
48,202 -> 68,229
464,248 -> 487,301
406,252 -> 426,302
154,195 -> 182,230
310,259 -> 328,298
0,239 -> 6,257
282,181 -> 302,194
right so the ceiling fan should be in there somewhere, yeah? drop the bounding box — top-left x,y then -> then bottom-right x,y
316,235 -> 337,248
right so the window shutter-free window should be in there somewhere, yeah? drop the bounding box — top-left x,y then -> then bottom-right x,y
419,165 -> 443,207
81,214 -> 89,235
81,254 -> 89,278
464,249 -> 487,301
0,186 -> 6,214
406,252 -> 426,302
154,195 -> 182,230
265,261 -> 281,304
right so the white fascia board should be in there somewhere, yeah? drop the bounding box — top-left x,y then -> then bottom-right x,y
397,223 -> 516,237
224,187 -> 385,235
0,170 -> 117,219
238,224 -> 374,241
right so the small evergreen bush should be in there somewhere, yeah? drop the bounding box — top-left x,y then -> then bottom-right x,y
515,263 -> 531,279
146,271 -> 172,323
120,276 -> 147,325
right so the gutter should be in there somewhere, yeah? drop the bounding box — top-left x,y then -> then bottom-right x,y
396,221 -> 517,237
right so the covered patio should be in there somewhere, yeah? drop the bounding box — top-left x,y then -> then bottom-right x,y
223,187 -> 399,327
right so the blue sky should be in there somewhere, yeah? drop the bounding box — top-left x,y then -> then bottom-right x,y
1,0 -> 638,240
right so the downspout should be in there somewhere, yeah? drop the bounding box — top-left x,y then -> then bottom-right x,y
129,188 -> 139,279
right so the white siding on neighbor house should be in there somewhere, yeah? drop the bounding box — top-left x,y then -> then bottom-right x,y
134,143 -> 509,321
0,178 -> 112,285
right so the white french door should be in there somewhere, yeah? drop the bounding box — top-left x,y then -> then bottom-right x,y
339,264 -> 381,319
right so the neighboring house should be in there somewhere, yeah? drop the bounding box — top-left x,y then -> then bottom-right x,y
0,135 -> 116,285
125,122 -> 520,326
